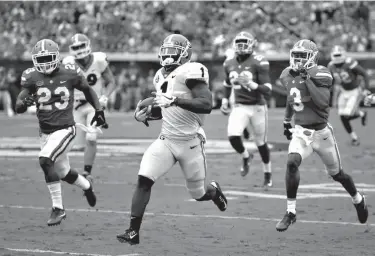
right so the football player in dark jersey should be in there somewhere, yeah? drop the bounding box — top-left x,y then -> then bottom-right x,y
221,32 -> 272,187
16,39 -> 106,226
276,40 -> 368,232
328,45 -> 370,146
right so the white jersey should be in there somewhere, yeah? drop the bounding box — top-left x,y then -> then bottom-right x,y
153,62 -> 209,140
62,52 -> 108,100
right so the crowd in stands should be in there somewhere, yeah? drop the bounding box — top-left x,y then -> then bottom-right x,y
0,1 -> 373,59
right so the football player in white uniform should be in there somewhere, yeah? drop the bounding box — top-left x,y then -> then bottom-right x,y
63,34 -> 116,180
116,34 -> 228,245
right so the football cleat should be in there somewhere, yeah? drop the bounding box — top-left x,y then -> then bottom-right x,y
117,228 -> 140,245
241,154 -> 254,177
351,139 -> 360,146
354,195 -> 368,224
263,173 -> 272,187
276,211 -> 297,232
210,181 -> 228,212
47,207 -> 66,226
361,111 -> 367,126
84,181 -> 96,207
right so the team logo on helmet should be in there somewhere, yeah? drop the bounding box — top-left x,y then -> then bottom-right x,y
70,33 -> 91,59
290,39 -> 319,71
31,39 -> 60,74
158,34 -> 192,68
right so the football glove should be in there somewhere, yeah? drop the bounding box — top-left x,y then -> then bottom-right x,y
298,66 -> 310,80
90,109 -> 106,127
220,98 -> 231,115
134,100 -> 152,127
283,121 -> 293,140
364,94 -> 374,107
152,92 -> 177,108
99,95 -> 108,108
236,76 -> 259,90
23,95 -> 35,107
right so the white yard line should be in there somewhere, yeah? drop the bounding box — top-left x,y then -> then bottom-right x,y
3,248 -> 140,256
0,204 -> 372,228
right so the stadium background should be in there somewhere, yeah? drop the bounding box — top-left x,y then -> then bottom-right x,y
1,1 -> 375,256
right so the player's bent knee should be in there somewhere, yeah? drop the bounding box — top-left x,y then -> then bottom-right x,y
61,169 -> 79,184
86,133 -> 98,142
186,180 -> 206,200
39,156 -> 53,171
286,153 -> 302,173
137,175 -> 154,190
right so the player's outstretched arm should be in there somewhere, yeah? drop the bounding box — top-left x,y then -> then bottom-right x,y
15,88 -> 34,114
176,79 -> 212,114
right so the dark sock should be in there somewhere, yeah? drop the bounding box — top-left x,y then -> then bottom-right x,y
84,165 -> 92,174
229,136 -> 245,154
286,154 -> 301,199
333,171 -> 358,197
257,143 -> 270,164
340,116 -> 352,134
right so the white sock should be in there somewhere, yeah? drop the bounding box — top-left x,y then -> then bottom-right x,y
287,199 -> 296,214
359,111 -> 364,117
242,150 -> 249,158
74,174 -> 90,190
352,192 -> 363,204
263,162 -> 271,173
47,182 -> 63,209
350,132 -> 358,140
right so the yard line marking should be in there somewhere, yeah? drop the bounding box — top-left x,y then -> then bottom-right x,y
3,248 -> 141,256
0,204 -> 372,228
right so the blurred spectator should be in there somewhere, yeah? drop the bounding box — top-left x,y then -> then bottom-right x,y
0,67 -> 15,117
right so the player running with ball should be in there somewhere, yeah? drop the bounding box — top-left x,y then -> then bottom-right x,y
276,39 -> 368,232
116,34 -> 227,245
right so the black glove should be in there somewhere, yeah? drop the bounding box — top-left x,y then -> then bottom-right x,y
298,67 -> 310,80
23,95 -> 35,107
91,109 -> 106,127
283,122 -> 293,140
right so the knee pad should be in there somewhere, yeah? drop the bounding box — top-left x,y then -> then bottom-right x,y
39,157 -> 53,173
61,169 -> 79,184
186,179 -> 206,200
228,136 -> 245,154
286,153 -> 302,174
86,132 -> 98,142
137,175 -> 154,190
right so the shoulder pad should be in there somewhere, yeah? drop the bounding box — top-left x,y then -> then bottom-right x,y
253,54 -> 268,64
93,52 -> 109,63
153,68 -> 163,85
184,62 -> 209,84
280,67 -> 292,79
62,56 -> 75,65
223,56 -> 235,67
63,62 -> 82,75
345,57 -> 358,69
21,68 -> 37,88
310,66 -> 333,87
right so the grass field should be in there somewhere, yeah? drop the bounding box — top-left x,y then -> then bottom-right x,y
0,108 -> 375,256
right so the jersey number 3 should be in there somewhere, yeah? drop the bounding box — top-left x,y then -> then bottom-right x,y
37,87 -> 70,111
290,87 -> 304,112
